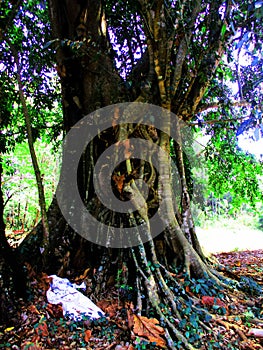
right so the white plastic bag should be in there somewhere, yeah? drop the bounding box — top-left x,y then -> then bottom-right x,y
46,275 -> 104,320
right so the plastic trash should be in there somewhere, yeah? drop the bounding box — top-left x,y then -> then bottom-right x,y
46,275 -> 104,320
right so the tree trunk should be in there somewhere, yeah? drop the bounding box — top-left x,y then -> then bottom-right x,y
7,40 -> 50,266
19,1 -> 233,347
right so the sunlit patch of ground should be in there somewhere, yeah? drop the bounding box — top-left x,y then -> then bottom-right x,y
196,217 -> 263,253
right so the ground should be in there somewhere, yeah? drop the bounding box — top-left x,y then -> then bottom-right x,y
1,221 -> 263,349
196,217 -> 263,253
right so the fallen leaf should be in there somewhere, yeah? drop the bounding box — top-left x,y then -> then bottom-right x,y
4,327 -> 14,332
84,329 -> 92,342
28,305 -> 40,315
25,262 -> 37,279
133,314 -> 166,348
38,273 -> 52,292
46,303 -> 63,319
97,299 -> 112,311
35,321 -> 48,337
185,285 -> 195,297
97,299 -> 120,317
127,346 -> 136,350
112,174 -> 126,193
201,296 -> 227,308
185,286 -> 190,293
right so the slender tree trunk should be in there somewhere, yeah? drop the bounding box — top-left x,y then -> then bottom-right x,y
7,40 -> 50,265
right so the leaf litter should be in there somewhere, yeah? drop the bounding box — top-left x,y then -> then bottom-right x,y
0,249 -> 263,349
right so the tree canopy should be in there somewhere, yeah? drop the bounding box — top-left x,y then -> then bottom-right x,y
1,0 -> 262,212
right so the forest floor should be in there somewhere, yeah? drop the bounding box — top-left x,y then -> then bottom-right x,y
1,226 -> 263,349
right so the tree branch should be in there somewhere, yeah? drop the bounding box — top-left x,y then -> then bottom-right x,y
188,115 -> 248,127
196,100 -> 250,114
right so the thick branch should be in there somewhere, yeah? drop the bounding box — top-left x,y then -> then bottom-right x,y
171,1 -> 201,97
177,3 -> 231,119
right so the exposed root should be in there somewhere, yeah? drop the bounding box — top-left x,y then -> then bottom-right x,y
131,246 -> 197,349
125,213 -> 261,350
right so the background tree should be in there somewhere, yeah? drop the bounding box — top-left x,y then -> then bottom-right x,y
1,0 -> 262,348
0,0 -> 61,294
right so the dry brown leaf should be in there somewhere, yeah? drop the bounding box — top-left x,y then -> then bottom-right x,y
39,273 -> 52,292
106,304 -> 118,317
201,296 -> 227,308
35,321 -> 48,337
97,299 -> 119,317
46,303 -> 63,319
112,174 -> 126,193
84,329 -> 92,342
28,305 -> 39,315
127,345 -> 136,350
97,299 -> 111,310
133,314 -> 166,348
25,262 -> 37,279
185,285 -> 190,293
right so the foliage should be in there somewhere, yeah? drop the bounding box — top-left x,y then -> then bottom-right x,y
204,129 -> 263,211
0,0 -> 62,235
2,141 -> 60,232
239,276 -> 262,296
188,0 -> 263,214
1,250 -> 263,349
0,0 -> 62,152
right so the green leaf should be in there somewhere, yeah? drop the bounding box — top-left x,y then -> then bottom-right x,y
221,23 -> 227,38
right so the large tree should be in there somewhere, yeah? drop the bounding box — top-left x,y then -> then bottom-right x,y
2,0 -> 262,348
